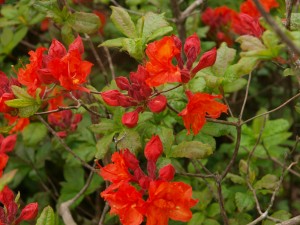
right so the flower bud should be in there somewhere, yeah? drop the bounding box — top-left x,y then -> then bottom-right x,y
0,93 -> 15,113
116,77 -> 130,91
172,35 -> 184,69
191,47 -> 217,76
144,135 -> 163,162
180,69 -> 191,84
15,203 -> 38,225
122,110 -> 139,128
101,90 -> 123,106
147,95 -> 167,113
122,149 -> 139,170
184,34 -> 201,70
159,164 -> 175,181
0,134 -> 17,154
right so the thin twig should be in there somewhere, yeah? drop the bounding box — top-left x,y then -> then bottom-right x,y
99,33 -> 116,80
98,203 -> 110,225
285,0 -> 294,30
181,0 -> 204,20
84,34 -> 109,85
38,115 -> 96,172
215,174 -> 229,225
239,72 -> 252,120
59,167 -> 95,225
179,171 -> 215,178
242,92 -> 300,124
276,215 -> 300,225
252,0 -> 300,56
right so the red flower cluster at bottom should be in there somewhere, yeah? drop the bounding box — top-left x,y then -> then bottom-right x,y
99,135 -> 197,225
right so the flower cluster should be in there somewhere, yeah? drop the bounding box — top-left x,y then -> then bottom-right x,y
101,65 -> 167,128
18,36 -> 93,95
0,186 -> 38,225
99,135 -> 198,225
202,0 -> 279,44
101,34 -> 227,134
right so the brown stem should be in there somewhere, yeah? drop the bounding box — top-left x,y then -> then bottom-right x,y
216,175 -> 229,225
169,0 -> 186,42
252,0 -> 300,56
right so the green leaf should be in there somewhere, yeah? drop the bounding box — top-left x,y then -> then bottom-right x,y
95,132 -> 115,159
254,174 -> 278,190
5,99 -> 37,108
121,38 -> 143,60
169,141 -> 213,159
227,173 -> 245,185
263,210 -> 291,225
239,160 -> 255,183
100,38 -> 127,48
188,212 -> 205,225
212,43 -> 236,76
36,206 -> 56,225
156,127 -> 174,156
4,26 -> 28,55
235,192 -> 255,212
0,125 -> 14,134
110,6 -> 137,38
1,27 -> 13,46
89,119 -> 116,134
117,129 -> 142,154
252,108 -> 268,135
11,85 -> 33,100
0,169 -> 17,191
223,78 -> 247,93
203,219 -> 220,225
141,12 -> 171,41
18,104 -> 41,117
202,122 -> 235,137
236,35 -> 266,52
61,25 -> 74,46
71,12 -> 100,34
207,203 -> 221,217
22,123 -> 47,146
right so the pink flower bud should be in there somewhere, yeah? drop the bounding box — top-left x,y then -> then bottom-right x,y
15,203 -> 38,225
172,35 -> 184,69
191,47 -> 217,75
144,135 -> 163,162
159,164 -> 175,181
184,34 -> 201,70
122,110 -> 139,128
116,77 -> 130,91
147,95 -> 167,113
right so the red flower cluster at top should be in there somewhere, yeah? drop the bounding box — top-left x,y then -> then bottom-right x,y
201,0 -> 279,45
0,186 -> 38,225
101,65 -> 167,128
99,135 -> 197,225
18,36 -> 93,95
101,34 -> 227,134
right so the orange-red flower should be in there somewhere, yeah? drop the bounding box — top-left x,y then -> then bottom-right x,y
240,0 -> 279,18
99,151 -> 134,183
4,114 -> 30,134
0,153 -> 9,177
145,36 -> 181,87
145,181 -> 198,225
179,91 -> 228,135
101,181 -> 146,225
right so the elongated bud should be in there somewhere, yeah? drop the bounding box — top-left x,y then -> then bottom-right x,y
159,164 -> 175,181
171,35 -> 184,69
180,69 -> 191,83
48,39 -> 67,58
15,203 -> 38,225
122,110 -> 139,128
144,135 -> 163,162
0,134 -> 17,154
116,76 -> 130,90
147,95 -> 167,113
184,34 -> 201,70
191,47 -> 217,75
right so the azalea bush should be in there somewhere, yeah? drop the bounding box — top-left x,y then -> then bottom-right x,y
0,0 -> 300,224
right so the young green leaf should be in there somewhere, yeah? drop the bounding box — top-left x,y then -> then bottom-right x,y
35,206 -> 56,225
169,141 -> 213,159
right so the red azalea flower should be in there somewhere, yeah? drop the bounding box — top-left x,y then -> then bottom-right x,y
0,154 -> 9,177
178,91 -> 228,135
101,66 -> 168,128
0,186 -> 38,225
232,13 -> 264,37
4,114 -> 30,134
0,72 -> 21,113
240,0 -> 279,18
145,181 -> 198,225
99,151 -> 134,183
145,36 -> 181,87
101,181 -> 146,225
0,134 -> 17,154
